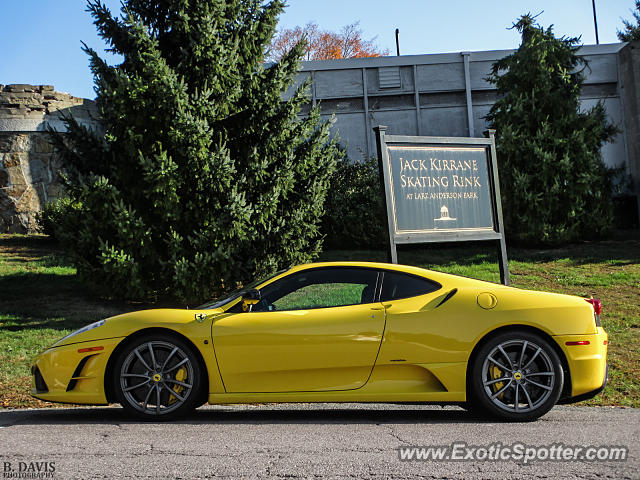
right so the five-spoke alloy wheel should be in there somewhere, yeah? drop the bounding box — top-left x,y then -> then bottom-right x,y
114,334 -> 202,419
469,331 -> 564,421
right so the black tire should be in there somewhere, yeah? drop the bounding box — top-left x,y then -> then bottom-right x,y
113,333 -> 203,420
468,331 -> 564,422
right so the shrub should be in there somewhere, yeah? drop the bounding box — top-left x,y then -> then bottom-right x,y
37,197 -> 77,240
323,156 -> 387,249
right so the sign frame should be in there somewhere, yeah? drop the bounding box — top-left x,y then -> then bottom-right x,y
374,125 -> 510,285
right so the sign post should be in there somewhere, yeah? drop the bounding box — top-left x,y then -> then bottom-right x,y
374,125 -> 510,285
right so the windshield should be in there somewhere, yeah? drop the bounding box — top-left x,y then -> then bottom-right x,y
197,268 -> 288,310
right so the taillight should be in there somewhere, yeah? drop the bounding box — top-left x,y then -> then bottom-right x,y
585,298 -> 602,327
586,298 -> 601,315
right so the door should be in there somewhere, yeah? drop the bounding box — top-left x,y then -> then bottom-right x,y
375,270 -> 457,365
212,267 -> 385,393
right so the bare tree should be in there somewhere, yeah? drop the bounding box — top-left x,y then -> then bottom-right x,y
267,21 -> 389,62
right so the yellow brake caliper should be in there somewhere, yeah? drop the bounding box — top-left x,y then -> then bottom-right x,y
490,365 -> 505,399
168,367 -> 187,405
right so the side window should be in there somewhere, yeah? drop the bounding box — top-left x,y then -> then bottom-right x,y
380,271 -> 441,301
253,268 -> 379,311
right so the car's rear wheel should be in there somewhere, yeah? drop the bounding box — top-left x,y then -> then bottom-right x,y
469,331 -> 564,421
113,333 -> 202,419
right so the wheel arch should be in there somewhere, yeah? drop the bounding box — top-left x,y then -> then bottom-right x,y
465,324 -> 572,401
104,327 -> 209,405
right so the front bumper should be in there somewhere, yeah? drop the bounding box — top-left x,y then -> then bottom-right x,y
31,337 -> 124,405
554,327 -> 608,400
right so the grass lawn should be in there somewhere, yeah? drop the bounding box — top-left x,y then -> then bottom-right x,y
0,232 -> 638,409
0,235 -> 139,408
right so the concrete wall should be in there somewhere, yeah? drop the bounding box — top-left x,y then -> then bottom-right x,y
0,84 -> 96,232
294,43 -> 632,183
619,40 -> 640,211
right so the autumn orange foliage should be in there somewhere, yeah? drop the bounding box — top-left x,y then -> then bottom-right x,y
268,21 -> 389,61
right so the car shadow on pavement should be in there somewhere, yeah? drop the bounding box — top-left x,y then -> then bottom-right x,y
0,405 -> 503,427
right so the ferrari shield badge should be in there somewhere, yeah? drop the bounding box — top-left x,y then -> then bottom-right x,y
195,313 -> 207,322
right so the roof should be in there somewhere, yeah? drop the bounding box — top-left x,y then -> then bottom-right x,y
299,43 -> 625,71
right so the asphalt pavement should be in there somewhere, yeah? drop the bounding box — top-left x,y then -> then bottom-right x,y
0,404 -> 638,479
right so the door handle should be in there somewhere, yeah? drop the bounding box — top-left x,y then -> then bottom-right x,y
370,306 -> 385,311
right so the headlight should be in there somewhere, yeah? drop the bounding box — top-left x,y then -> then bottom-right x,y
56,319 -> 106,344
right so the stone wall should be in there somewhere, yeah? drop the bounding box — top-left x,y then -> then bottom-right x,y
0,131 -> 61,232
0,84 -> 97,232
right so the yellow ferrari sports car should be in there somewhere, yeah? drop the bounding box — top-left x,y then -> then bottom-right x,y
31,261 -> 607,421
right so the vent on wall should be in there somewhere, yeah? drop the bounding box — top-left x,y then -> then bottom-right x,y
378,66 -> 401,89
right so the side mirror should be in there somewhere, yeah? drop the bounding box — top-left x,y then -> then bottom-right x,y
242,289 -> 261,311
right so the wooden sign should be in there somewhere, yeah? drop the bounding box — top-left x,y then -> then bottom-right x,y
374,126 -> 509,285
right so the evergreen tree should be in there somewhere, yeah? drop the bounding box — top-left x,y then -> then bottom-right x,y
322,155 -> 386,249
618,1 -> 640,41
486,15 -> 617,245
49,0 -> 342,303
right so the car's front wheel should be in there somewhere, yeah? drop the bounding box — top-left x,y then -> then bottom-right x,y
469,331 -> 564,422
113,333 -> 203,419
